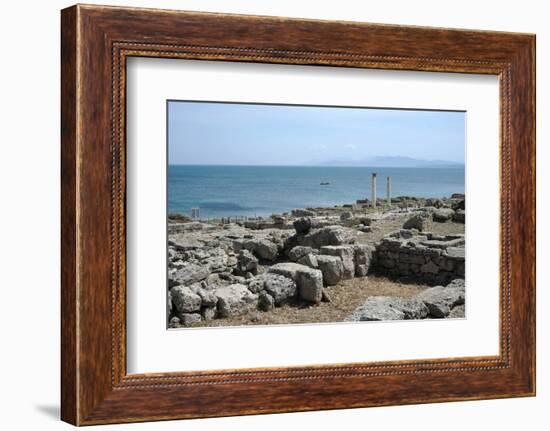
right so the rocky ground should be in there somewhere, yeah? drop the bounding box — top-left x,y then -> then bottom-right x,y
167,194 -> 466,328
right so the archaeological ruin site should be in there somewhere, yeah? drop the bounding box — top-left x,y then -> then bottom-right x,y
167,190 -> 466,328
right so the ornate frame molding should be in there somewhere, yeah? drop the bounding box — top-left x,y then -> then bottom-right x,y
61,5 -> 535,425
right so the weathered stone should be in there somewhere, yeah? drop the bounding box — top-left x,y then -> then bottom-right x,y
439,258 -> 455,272
271,238 -> 286,253
234,275 -> 248,284
167,290 -> 172,319
320,245 -> 355,279
340,211 -> 353,221
425,198 -> 446,208
417,279 -> 465,318
445,247 -> 465,259
420,237 -> 465,249
395,229 -> 417,239
258,291 -> 275,311
170,259 -> 185,270
297,226 -> 355,249
191,286 -> 218,307
171,285 -> 202,313
453,199 -> 466,210
421,206 -> 438,214
169,262 -> 209,287
215,284 -> 259,317
237,249 -> 258,273
448,278 -> 465,289
169,238 -> 203,251
453,209 -> 465,223
397,262 -> 410,273
398,298 -> 430,319
291,208 -> 315,217
205,248 -> 229,273
178,313 -> 202,325
231,238 -> 246,253
433,208 -> 455,222
297,273 -> 324,303
267,262 -> 308,282
347,296 -> 429,321
207,273 -> 221,285
272,215 -> 286,226
226,255 -> 238,267
321,289 -> 332,303
400,253 -> 425,264
410,264 -> 421,274
316,255 -> 344,286
167,246 -> 177,260
243,239 -> 279,261
169,316 -> 181,328
380,238 -> 402,251
421,260 -> 439,274
282,234 -> 299,255
449,304 -> 465,318
218,271 -> 233,281
293,217 -> 312,234
403,214 -> 430,231
423,247 -> 443,258
247,275 -> 265,293
354,244 -> 374,276
247,272 -> 293,298
374,230 -> 465,281
268,263 -> 324,303
201,306 -> 217,321
288,246 -> 317,262
298,253 -> 319,268
263,274 -> 297,305
379,258 -> 396,269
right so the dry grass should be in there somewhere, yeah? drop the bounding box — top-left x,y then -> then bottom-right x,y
187,275 -> 430,328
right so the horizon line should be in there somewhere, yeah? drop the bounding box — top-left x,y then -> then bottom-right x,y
167,163 -> 466,168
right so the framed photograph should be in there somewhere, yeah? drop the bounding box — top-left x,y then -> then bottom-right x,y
61,4 -> 536,425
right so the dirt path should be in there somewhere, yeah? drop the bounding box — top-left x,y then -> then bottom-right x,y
186,275 -> 430,328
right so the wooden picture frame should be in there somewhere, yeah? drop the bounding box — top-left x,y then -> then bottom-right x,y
61,4 -> 535,425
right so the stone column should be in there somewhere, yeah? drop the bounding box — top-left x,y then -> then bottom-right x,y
371,173 -> 377,208
386,176 -> 392,207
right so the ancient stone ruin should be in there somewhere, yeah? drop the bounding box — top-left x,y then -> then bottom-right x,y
167,195 -> 466,327
374,230 -> 465,285
346,279 -> 465,321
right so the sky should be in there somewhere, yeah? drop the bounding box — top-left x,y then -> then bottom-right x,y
168,101 -> 465,166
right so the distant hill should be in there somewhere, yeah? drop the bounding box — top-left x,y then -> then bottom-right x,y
316,156 -> 464,168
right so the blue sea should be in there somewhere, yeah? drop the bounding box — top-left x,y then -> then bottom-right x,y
168,165 -> 465,218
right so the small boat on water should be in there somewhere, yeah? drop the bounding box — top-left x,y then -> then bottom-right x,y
320,181 -> 330,186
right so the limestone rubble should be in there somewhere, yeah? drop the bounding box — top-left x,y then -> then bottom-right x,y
167,195 -> 466,327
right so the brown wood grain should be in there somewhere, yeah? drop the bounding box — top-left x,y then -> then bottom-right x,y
60,5 -> 78,425
61,4 -> 536,425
